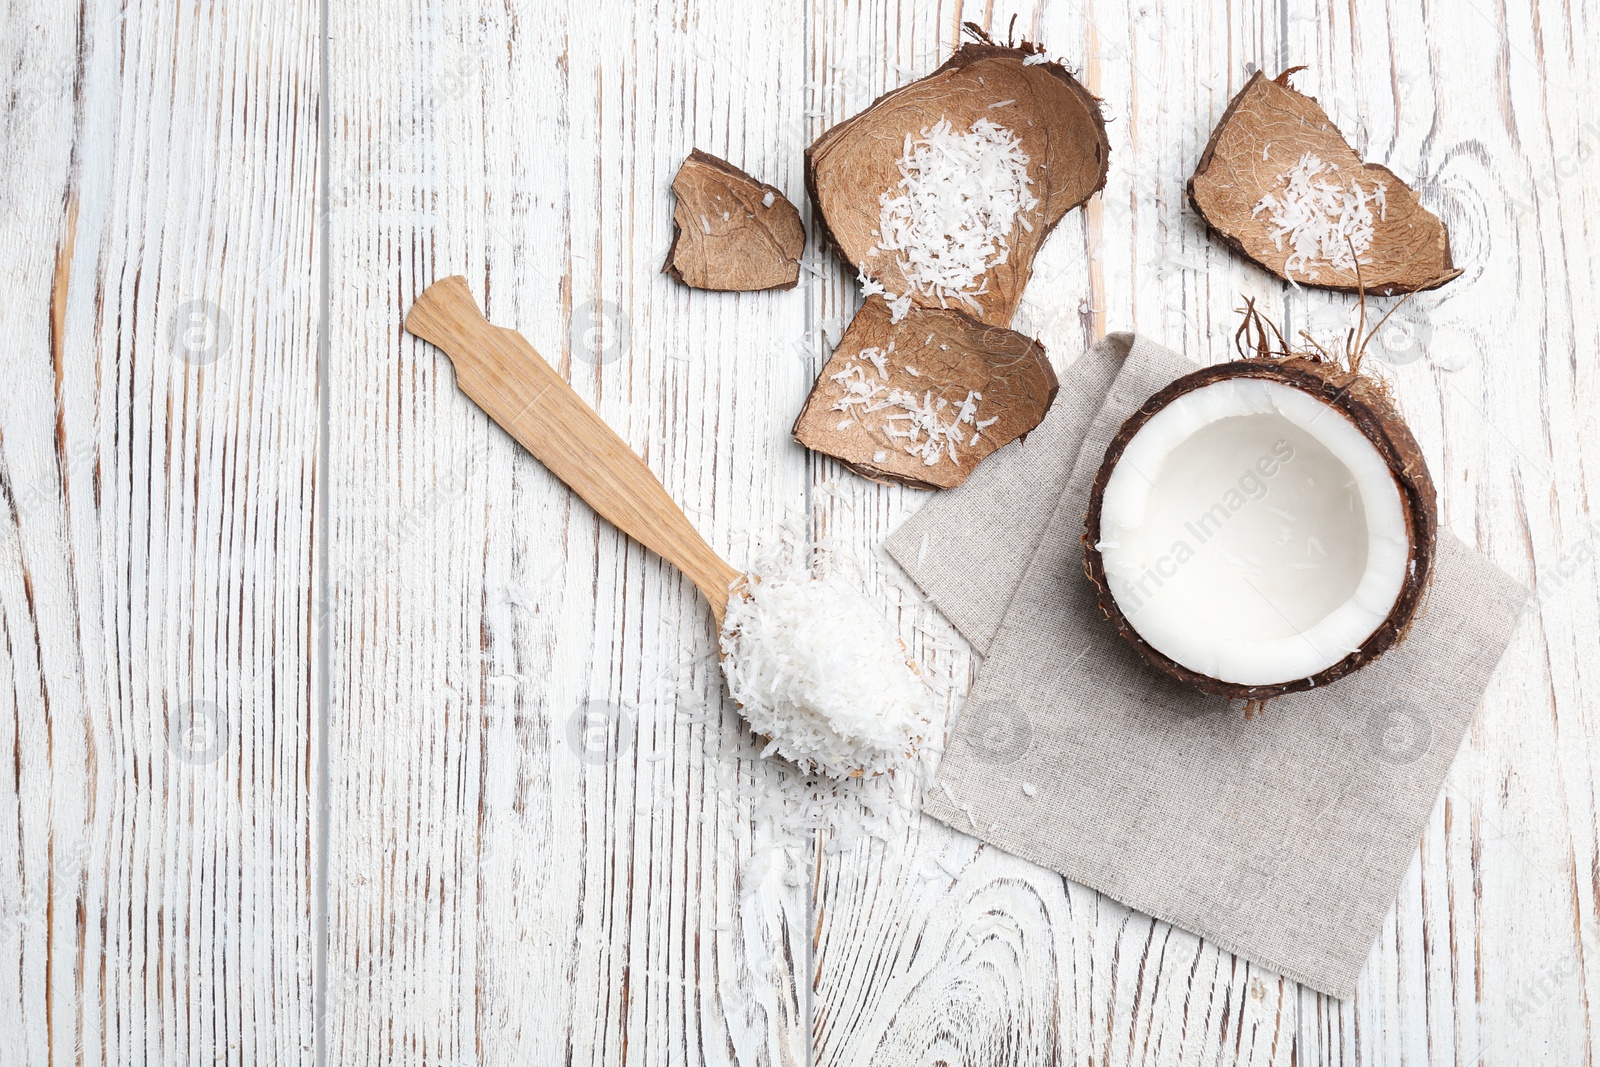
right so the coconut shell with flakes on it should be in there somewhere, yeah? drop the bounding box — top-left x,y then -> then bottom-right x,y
805,42 -> 1110,326
792,295 -> 1057,491
1082,355 -> 1438,702
1188,69 -> 1461,295
663,150 -> 806,292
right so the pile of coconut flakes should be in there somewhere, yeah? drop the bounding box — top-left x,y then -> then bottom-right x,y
863,116 -> 1038,321
1252,150 -> 1388,279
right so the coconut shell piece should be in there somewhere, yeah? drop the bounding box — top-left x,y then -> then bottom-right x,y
1188,70 -> 1461,295
792,295 -> 1057,491
1082,357 -> 1438,701
805,43 -> 1110,326
663,149 -> 805,292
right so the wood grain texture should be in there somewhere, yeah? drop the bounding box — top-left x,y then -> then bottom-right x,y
0,1 -> 323,1064
326,0 -> 813,1064
808,1 -> 1597,1065
4,0 -> 1596,1064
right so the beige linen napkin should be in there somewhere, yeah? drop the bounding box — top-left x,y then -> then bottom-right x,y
886,333 -> 1528,998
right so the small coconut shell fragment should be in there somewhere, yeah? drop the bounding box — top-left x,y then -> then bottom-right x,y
805,43 -> 1110,326
792,295 -> 1057,491
663,150 -> 805,292
1082,357 -> 1438,701
1188,70 -> 1461,295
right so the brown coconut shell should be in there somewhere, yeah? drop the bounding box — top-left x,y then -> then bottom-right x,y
805,43 -> 1110,326
663,149 -> 806,292
1082,357 -> 1438,700
1188,69 -> 1461,296
792,294 -> 1057,491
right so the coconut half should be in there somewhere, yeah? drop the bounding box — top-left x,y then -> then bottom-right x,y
1083,359 -> 1436,699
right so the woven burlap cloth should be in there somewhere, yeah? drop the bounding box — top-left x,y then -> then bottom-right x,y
885,333 -> 1528,998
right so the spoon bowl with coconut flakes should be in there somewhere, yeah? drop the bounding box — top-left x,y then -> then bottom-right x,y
406,277 -> 928,778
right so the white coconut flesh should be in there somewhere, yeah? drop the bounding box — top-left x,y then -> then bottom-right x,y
1096,377 -> 1411,687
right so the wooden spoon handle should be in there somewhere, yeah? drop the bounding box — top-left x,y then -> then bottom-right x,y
405,276 -> 739,623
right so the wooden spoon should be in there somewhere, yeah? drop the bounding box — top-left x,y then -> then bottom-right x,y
404,276 -> 742,624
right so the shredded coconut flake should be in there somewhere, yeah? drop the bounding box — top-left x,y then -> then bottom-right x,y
861,117 -> 1037,321
827,352 -> 991,467
720,564 -> 929,779
1251,151 -> 1388,279
761,190 -> 776,208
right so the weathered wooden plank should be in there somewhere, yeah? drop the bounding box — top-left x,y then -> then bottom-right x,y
801,4 -> 1083,1066
0,0 -> 1584,1064
0,1 -> 323,1064
807,0 -> 1598,1064
325,0 -> 813,1063
1291,2 -> 1600,1064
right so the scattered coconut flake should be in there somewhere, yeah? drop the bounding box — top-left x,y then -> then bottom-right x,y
873,450 -> 888,463
1021,782 -> 1037,797
863,117 -> 1038,321
1251,151 -> 1388,279
1022,52 -> 1051,66
700,214 -> 712,234
720,558 -> 929,779
827,352 -> 992,468
762,190 -> 776,208
989,99 -> 1016,108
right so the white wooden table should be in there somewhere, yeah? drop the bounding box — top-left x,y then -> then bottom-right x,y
2,1 -> 1594,1063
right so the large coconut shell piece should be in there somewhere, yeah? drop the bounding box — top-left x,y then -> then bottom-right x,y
805,43 -> 1110,326
1083,358 -> 1438,701
1188,70 -> 1461,295
792,295 -> 1057,491
664,149 -> 806,292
